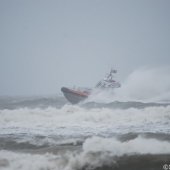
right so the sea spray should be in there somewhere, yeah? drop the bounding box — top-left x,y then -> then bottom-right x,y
86,67 -> 170,103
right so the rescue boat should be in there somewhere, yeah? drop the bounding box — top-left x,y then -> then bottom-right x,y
61,68 -> 120,104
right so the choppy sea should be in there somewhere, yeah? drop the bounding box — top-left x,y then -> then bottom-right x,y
0,93 -> 170,170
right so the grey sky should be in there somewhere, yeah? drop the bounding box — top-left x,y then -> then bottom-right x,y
0,0 -> 170,95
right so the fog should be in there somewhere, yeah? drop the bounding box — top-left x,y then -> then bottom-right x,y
0,0 -> 170,95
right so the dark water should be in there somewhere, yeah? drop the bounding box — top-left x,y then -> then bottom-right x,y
0,96 -> 170,170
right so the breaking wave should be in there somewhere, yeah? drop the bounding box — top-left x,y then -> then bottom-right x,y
1,105 -> 170,136
0,104 -> 170,150
1,136 -> 170,170
60,136 -> 170,170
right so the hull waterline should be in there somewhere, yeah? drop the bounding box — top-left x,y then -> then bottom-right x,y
61,87 -> 88,104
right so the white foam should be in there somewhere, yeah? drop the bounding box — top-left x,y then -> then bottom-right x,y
59,136 -> 170,169
64,136 -> 170,170
83,136 -> 170,155
0,105 -> 170,144
0,150 -> 59,170
1,136 -> 170,170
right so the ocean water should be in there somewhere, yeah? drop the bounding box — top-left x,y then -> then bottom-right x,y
0,95 -> 170,170
1,68 -> 170,170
